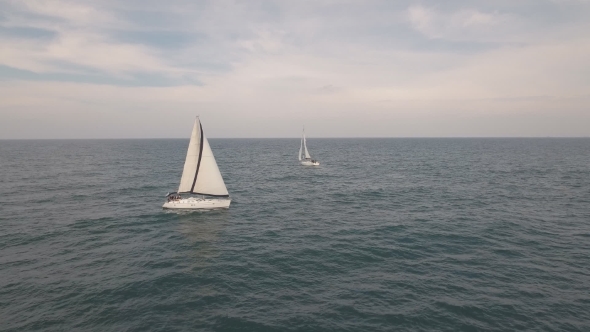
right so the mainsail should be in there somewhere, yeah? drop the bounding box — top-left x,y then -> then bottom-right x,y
177,117 -> 229,197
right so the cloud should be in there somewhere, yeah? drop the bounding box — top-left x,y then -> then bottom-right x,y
0,0 -> 589,137
16,0 -> 116,26
0,0 -> 194,83
406,5 -> 517,42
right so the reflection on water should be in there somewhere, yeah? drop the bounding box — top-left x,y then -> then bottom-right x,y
173,210 -> 230,268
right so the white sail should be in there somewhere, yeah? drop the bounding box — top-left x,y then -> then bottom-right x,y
177,117 -> 229,196
192,134 -> 229,196
303,133 -> 311,159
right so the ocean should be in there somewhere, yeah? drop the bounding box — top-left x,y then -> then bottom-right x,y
1,138 -> 589,331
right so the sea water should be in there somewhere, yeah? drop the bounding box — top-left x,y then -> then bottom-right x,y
1,138 -> 589,331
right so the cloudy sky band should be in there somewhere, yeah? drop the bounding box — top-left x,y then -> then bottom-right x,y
0,0 -> 589,138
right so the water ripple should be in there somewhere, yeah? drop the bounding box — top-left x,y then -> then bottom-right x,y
1,138 -> 590,331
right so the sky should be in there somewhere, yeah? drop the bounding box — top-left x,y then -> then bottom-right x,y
0,0 -> 589,138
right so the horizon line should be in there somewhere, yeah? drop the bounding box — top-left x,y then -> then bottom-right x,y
1,136 -> 589,140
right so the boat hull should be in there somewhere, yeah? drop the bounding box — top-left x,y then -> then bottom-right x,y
301,160 -> 320,166
163,197 -> 231,209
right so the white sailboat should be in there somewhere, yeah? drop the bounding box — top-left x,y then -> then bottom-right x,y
163,117 -> 231,209
299,127 -> 320,166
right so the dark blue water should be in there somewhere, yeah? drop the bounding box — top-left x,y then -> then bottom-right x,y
1,138 -> 590,331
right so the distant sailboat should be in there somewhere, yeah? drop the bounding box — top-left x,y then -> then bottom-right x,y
163,117 -> 231,209
299,127 -> 320,166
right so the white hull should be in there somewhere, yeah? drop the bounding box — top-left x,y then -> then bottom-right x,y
163,197 -> 231,209
301,160 -> 320,166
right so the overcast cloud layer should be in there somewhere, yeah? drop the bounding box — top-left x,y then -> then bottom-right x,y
1,0 -> 589,138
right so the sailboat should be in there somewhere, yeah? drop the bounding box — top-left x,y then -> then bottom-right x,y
299,127 -> 320,166
163,117 -> 231,209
